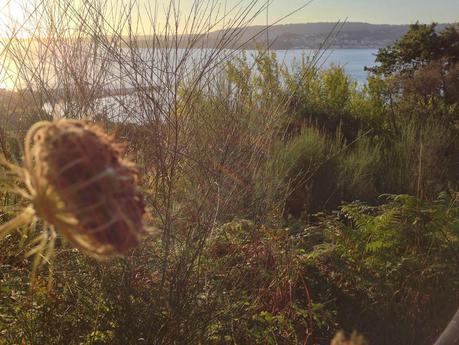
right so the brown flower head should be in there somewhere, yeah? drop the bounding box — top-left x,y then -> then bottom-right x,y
1,119 -> 145,259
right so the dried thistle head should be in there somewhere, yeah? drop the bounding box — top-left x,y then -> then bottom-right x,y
0,119 -> 145,260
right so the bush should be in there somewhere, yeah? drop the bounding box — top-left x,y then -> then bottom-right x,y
318,194 -> 459,345
258,126 -> 338,217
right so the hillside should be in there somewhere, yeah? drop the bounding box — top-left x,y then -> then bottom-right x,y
135,22 -> 452,49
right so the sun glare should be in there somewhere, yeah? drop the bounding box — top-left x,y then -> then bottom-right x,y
0,0 -> 33,89
0,0 -> 32,39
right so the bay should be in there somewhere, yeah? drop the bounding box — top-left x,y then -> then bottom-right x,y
269,48 -> 377,85
1,48 -> 377,90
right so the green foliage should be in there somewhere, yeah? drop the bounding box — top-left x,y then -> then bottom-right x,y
367,23 -> 459,111
258,126 -> 334,216
205,220 -> 315,344
321,194 -> 459,345
368,23 -> 459,76
336,133 -> 382,201
1,28 -> 459,345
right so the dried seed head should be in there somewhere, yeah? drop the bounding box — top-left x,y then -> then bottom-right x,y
25,119 -> 145,258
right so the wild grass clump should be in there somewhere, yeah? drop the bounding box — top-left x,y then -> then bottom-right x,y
257,126 -> 336,217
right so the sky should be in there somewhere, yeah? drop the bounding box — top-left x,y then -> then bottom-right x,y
260,0 -> 459,25
126,0 -> 459,36
0,0 -> 458,38
136,0 -> 459,27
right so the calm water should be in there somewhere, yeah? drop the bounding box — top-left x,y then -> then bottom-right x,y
36,48 -> 378,121
0,48 -> 377,90
270,49 -> 377,85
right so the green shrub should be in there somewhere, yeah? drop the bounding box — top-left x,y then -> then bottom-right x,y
384,119 -> 458,197
258,126 -> 338,217
336,133 -> 382,202
319,194 -> 459,345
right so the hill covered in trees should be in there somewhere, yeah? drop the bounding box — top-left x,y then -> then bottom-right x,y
135,22 -> 453,49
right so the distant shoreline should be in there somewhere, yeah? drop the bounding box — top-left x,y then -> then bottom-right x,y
2,22 -> 453,50
131,22 -> 453,50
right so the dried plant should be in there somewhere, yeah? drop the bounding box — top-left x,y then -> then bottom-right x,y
0,119 -> 145,263
331,331 -> 368,345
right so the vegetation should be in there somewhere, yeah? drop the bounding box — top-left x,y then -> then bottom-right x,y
0,2 -> 458,344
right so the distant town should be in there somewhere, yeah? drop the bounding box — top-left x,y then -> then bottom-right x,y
134,22 -> 453,49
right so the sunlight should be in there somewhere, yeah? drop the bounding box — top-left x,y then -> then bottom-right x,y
0,0 -> 458,342
0,0 -> 31,39
0,0 -> 34,89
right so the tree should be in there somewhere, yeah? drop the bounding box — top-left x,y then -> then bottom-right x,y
366,23 -> 459,76
366,23 -> 459,106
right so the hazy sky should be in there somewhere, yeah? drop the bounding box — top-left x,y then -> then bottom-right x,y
276,0 -> 459,24
134,0 -> 459,32
0,0 -> 458,38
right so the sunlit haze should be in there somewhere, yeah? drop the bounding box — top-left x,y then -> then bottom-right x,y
1,0 -> 458,39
